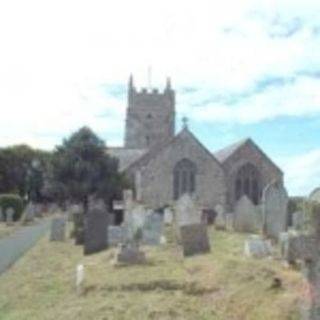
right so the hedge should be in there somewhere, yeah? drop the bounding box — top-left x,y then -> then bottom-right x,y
0,194 -> 24,221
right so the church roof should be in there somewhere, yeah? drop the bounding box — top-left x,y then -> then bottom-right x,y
213,138 -> 283,174
125,127 -> 222,172
107,147 -> 148,171
214,138 -> 249,163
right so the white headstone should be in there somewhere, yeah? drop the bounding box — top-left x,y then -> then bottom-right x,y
244,235 -> 272,258
262,181 -> 288,239
164,207 -> 173,225
76,264 -> 85,295
234,195 -> 258,233
214,204 -> 226,229
175,194 -> 201,227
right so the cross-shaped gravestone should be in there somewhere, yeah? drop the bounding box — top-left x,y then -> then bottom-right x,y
288,206 -> 320,319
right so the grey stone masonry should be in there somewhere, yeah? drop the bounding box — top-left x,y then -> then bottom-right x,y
234,195 -> 258,233
50,217 -> 66,241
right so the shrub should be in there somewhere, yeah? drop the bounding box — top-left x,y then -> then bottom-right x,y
0,194 -> 24,221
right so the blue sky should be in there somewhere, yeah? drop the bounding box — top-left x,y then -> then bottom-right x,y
0,0 -> 320,196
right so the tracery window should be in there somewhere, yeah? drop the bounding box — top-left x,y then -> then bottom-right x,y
235,163 -> 261,205
173,159 -> 196,200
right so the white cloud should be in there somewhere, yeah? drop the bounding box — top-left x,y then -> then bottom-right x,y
279,149 -> 320,196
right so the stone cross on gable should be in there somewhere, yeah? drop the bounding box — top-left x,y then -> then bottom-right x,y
288,206 -> 320,319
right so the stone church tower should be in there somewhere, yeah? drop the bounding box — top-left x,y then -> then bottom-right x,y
124,75 -> 175,149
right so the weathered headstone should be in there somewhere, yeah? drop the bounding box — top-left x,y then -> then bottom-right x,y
20,203 -> 35,224
142,212 -> 164,246
6,207 -> 14,225
225,213 -> 234,231
180,223 -> 210,256
285,204 -> 320,319
244,235 -> 272,258
175,194 -> 201,227
292,211 -> 305,230
164,207 -> 173,225
309,187 -> 320,203
108,225 -> 124,247
50,217 -> 66,241
84,203 -> 108,255
76,264 -> 85,296
214,204 -> 226,230
114,243 -> 146,265
234,195 -> 258,233
262,181 -> 288,239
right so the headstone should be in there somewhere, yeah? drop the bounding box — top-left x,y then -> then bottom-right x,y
21,203 -> 35,224
108,225 -> 124,247
84,203 -> 108,255
6,207 -> 14,225
234,195 -> 258,233
262,180 -> 288,239
50,217 -> 66,241
214,204 -> 226,230
225,213 -> 234,231
76,264 -> 85,296
285,204 -> 320,319
244,235 -> 272,258
292,211 -> 305,230
309,187 -> 320,203
114,243 -> 146,265
123,189 -> 134,222
164,207 -> 173,225
180,223 -> 210,256
175,194 -> 201,227
142,212 -> 164,246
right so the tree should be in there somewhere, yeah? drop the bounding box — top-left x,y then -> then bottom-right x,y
51,127 -> 128,211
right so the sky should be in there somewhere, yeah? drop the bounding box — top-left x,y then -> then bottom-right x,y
0,0 -> 320,196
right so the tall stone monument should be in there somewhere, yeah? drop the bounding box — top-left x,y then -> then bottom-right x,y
262,180 -> 288,239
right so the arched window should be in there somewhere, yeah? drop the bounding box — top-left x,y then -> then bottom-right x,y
173,159 -> 196,200
234,163 -> 261,205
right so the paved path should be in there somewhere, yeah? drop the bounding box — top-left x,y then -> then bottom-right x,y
0,219 -> 51,275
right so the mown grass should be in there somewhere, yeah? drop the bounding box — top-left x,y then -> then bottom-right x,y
0,226 -> 304,320
0,223 -> 19,239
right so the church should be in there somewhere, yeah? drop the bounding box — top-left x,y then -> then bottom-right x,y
108,75 -> 284,212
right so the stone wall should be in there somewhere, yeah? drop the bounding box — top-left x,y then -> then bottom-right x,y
129,129 -> 226,210
222,141 -> 283,211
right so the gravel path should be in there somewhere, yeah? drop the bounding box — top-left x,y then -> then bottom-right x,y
0,219 -> 51,275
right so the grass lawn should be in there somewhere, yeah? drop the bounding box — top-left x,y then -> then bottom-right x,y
0,223 -> 20,239
0,227 -> 304,320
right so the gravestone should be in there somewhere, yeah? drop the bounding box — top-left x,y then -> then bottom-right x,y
244,235 -> 272,258
76,264 -> 85,296
108,225 -> 124,247
73,211 -> 84,244
180,223 -> 210,256
175,194 -> 201,227
21,203 -> 35,224
262,181 -> 288,239
50,217 -> 66,241
285,204 -> 320,319
225,213 -> 234,231
142,212 -> 164,246
164,207 -> 173,225
234,195 -> 257,233
6,207 -> 14,225
123,189 -> 134,223
114,243 -> 146,265
292,211 -> 305,230
214,204 -> 226,230
84,203 -> 108,255
309,187 -> 320,203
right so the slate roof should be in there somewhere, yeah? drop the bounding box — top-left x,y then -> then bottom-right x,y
107,147 -> 147,171
214,138 -> 249,163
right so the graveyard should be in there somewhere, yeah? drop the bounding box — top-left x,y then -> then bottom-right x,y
0,225 -> 303,320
